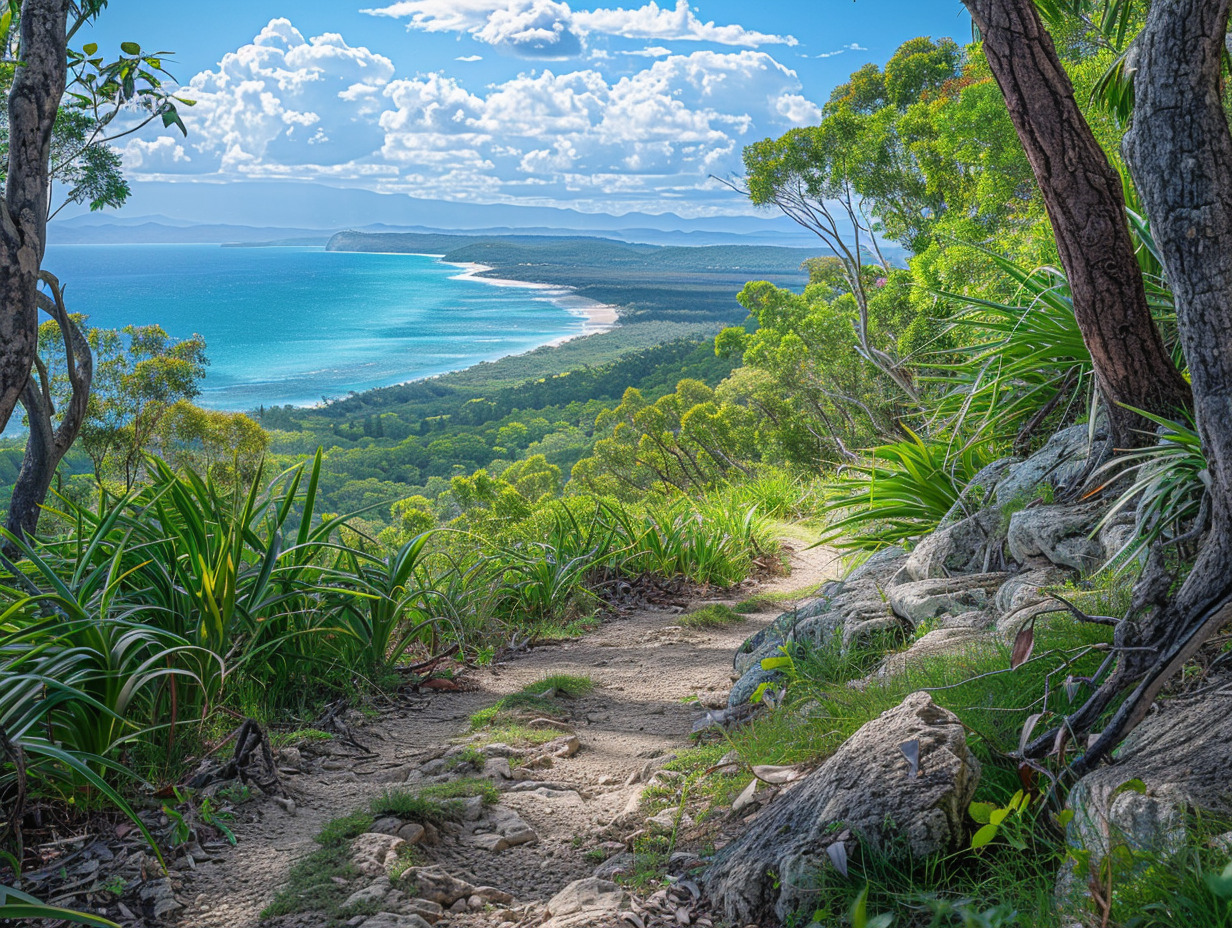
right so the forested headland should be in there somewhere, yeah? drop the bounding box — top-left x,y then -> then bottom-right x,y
4,3 -> 1232,927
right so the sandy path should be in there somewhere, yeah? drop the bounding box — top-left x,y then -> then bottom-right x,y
176,543 -> 839,928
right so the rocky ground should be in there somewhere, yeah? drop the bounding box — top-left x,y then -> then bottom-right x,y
163,543 -> 841,928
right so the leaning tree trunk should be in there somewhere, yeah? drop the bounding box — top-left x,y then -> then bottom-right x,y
0,0 -> 70,432
5,273 -> 92,548
962,0 -> 1191,449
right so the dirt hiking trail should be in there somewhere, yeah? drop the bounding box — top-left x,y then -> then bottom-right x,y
175,543 -> 840,928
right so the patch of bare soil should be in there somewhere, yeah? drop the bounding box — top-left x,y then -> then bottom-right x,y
171,544 -> 838,928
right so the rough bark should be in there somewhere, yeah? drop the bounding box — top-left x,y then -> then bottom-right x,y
962,0 -> 1190,449
0,0 -> 70,432
5,273 -> 91,546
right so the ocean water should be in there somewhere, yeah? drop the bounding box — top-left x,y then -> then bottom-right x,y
39,244 -> 594,411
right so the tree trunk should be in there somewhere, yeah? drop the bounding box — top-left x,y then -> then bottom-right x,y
5,274 -> 92,546
1021,0 -> 1232,772
0,0 -> 70,432
962,0 -> 1191,449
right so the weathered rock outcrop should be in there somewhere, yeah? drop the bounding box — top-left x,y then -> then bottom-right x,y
887,573 -> 1009,629
729,549 -> 909,706
994,424 -> 1099,505
1007,501 -> 1107,572
905,508 -> 1005,580
704,693 -> 980,924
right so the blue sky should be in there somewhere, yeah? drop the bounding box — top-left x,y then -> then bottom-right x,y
77,1 -> 969,224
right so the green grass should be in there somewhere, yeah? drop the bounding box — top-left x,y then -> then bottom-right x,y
466,675 -> 592,748
443,745 -> 486,770
678,604 -> 746,628
528,613 -> 603,642
1100,815 -> 1232,927
370,778 -> 499,824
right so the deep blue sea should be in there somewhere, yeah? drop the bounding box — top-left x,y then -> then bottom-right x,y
39,244 -> 593,411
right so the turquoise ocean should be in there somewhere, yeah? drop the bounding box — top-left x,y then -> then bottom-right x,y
39,244 -> 595,411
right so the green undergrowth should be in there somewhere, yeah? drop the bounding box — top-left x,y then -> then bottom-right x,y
678,604 -> 746,628
467,674 -> 593,746
527,613 -> 603,642
371,778 -> 499,823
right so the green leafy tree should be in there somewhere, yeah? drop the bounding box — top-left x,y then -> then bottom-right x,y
77,324 -> 207,490
155,400 -> 268,487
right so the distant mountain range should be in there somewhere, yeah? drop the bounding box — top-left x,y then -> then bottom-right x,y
47,180 -> 909,256
47,214 -> 835,249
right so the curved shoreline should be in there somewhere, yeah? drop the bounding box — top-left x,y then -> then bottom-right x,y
417,253 -> 620,341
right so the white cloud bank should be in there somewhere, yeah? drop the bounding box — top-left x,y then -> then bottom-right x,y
361,0 -> 796,58
122,16 -> 822,215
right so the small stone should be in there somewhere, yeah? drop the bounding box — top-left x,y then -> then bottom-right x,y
273,796 -> 296,815
344,877 -> 391,909
404,899 -> 445,923
357,914 -> 432,928
469,834 -> 511,853
593,851 -> 635,880
449,899 -> 468,914
350,834 -> 406,878
396,822 -> 425,844
460,795 -> 486,821
484,757 -> 513,780
473,886 -> 514,905
400,866 -> 476,906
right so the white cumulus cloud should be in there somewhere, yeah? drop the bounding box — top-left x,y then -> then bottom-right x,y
361,0 -> 795,58
182,19 -> 395,172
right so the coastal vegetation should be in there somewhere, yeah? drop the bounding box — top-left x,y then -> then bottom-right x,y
2,1 -> 1232,926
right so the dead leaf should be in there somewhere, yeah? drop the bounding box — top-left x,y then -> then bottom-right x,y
751,764 -> 803,784
899,739 -> 920,778
419,677 -> 460,691
827,841 -> 849,877
732,778 -> 759,812
1018,711 -> 1044,756
621,914 -> 645,928
1010,620 -> 1036,669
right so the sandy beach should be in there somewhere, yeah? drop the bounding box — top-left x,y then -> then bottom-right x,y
443,259 -> 621,339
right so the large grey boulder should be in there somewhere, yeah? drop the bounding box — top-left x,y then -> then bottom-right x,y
878,626 -> 996,677
905,508 -> 1004,581
993,565 -> 1073,639
705,692 -> 981,925
1007,501 -> 1106,571
887,573 -> 1009,629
